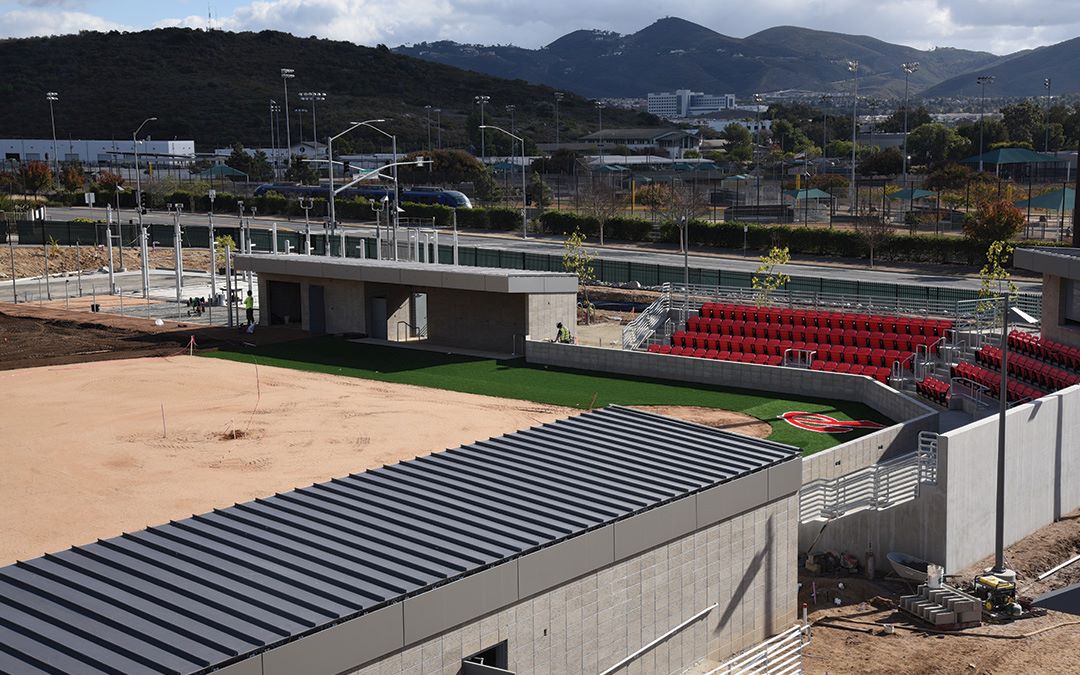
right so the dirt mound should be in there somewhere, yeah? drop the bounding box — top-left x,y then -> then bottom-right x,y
629,405 -> 772,438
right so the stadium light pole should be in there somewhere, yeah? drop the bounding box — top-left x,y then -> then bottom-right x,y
300,92 -> 326,148
280,68 -> 295,158
481,125 -> 528,239
848,60 -> 859,213
326,118 -> 385,246
293,108 -> 308,147
977,75 -> 994,172
475,95 -> 490,159
435,108 -> 442,149
554,91 -> 564,145
595,101 -> 606,162
46,92 -> 59,177
424,105 -> 433,154
821,94 -> 830,158
132,116 -> 156,297
269,99 -> 280,178
1043,78 -> 1052,153
901,62 -> 919,187
993,297 -> 1038,575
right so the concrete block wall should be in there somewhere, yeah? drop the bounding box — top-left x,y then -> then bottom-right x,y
425,288 -> 528,353
939,384 -> 1080,572
257,273 -> 369,334
528,294 -> 577,343
345,494 -> 798,675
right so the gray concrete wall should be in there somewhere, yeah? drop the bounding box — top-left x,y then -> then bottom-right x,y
256,273 -> 369,334
527,294 -> 577,343
939,384 -> 1080,572
425,288 -> 529,353
365,283 -> 413,340
344,494 -> 798,675
1040,273 -> 1080,348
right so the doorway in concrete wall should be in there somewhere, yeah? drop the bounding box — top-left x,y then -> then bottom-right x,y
463,641 -> 512,674
308,285 -> 325,334
410,292 -> 428,338
267,281 -> 302,326
369,297 -> 388,339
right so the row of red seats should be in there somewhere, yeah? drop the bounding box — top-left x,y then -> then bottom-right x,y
647,344 -> 891,382
699,303 -> 953,337
916,376 -> 950,405
976,346 -> 1079,391
673,332 -> 915,369
1008,330 -> 1080,371
951,362 -> 1043,403
683,320 -> 941,353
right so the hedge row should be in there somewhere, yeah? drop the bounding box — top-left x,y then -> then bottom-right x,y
538,212 -> 654,241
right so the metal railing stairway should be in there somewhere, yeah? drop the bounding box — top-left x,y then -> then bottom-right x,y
799,432 -> 938,524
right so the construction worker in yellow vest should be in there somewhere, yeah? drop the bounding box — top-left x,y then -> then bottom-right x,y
244,290 -> 255,326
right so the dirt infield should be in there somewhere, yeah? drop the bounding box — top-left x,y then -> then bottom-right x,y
0,356 -> 574,564
631,405 -> 773,438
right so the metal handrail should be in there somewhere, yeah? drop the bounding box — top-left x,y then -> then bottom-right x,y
395,320 -> 426,341
709,623 -> 811,675
800,449 -> 930,523
622,286 -> 672,350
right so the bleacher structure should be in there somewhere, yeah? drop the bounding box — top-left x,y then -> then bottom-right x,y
625,283 -> 1080,412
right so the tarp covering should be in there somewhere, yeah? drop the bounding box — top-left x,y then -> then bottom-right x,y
1014,187 -> 1077,212
784,188 -> 833,201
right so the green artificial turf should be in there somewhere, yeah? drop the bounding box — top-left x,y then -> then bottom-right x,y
201,338 -> 894,455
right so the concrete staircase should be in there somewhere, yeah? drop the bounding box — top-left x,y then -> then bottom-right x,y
899,584 -> 982,627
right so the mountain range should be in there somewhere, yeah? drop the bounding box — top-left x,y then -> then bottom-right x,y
396,17 -> 1079,100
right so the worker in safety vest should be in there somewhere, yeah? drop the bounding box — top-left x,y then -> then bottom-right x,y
555,322 -> 572,344
244,290 -> 255,326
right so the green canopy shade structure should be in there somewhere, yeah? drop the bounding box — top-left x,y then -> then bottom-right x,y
784,188 -> 833,201
194,164 -> 249,180
960,148 -> 1059,166
888,188 -> 937,201
594,163 -> 628,173
1014,187 -> 1076,212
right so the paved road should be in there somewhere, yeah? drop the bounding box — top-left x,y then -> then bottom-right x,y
35,206 -> 1042,293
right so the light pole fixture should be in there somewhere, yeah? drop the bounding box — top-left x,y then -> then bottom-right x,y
595,101 -> 606,161
480,124 -> 528,240
326,119 -> 386,247
332,156 -> 430,258
1043,78 -> 1052,153
356,120 -> 400,255
434,108 -> 442,149
992,296 -> 1039,576
269,99 -> 281,177
848,60 -> 859,213
132,115 -> 157,297
753,93 -> 765,208
424,105 -> 434,154
977,75 -> 995,172
299,91 -> 326,147
280,68 -> 295,157
293,108 -> 308,147
45,92 -> 59,177
901,62 -> 919,183
554,91 -> 564,145
821,94 -> 830,158
475,95 -> 490,158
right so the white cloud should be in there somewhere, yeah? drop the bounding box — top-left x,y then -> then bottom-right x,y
0,8 -> 129,37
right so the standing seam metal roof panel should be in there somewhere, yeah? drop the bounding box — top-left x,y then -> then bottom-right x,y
0,405 -> 800,674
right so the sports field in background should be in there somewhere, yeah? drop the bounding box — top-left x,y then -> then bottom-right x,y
203,338 -> 894,454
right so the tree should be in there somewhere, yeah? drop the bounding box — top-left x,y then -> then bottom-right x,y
752,246 -> 791,306
956,120 -> 1008,150
214,234 -> 237,260
562,227 -> 596,324
526,172 -> 551,208
922,163 -> 971,191
19,161 -> 53,195
664,181 -> 708,228
284,159 -> 318,184
1000,100 -> 1043,147
907,123 -> 971,166
95,170 -> 125,192
531,149 -> 580,175
578,177 -> 620,245
224,142 -> 251,175
719,123 -> 753,162
858,147 -> 903,175
977,240 -> 1018,315
964,199 -> 1024,245
248,151 -> 274,182
854,211 -> 894,268
59,161 -> 85,192
636,182 -> 672,221
879,106 -> 932,133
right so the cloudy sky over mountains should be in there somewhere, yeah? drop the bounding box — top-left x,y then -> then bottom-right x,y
2,0 -> 1077,55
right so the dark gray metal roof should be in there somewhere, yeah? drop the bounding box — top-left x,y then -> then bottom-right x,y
0,405 -> 799,675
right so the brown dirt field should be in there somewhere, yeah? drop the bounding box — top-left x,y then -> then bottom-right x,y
1,245 -> 212,279
0,356 -> 573,565
802,509 -> 1080,674
630,405 -> 772,439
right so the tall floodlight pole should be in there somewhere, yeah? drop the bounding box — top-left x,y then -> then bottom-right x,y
475,95 -> 490,159
293,108 -> 308,147
1043,78 -> 1052,152
424,105 -> 433,154
753,93 -> 765,208
595,101 -> 606,160
326,119 -> 385,246
848,60 -> 859,213
554,91 -> 564,145
133,116 -> 157,297
299,92 -> 326,147
821,95 -> 830,158
269,99 -> 279,178
46,92 -> 59,177
280,68 -> 295,160
901,62 -> 919,185
977,75 -> 995,172
481,124 -> 528,239
435,108 -> 442,149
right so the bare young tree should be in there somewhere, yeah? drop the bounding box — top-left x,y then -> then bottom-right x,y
664,181 -> 709,251
577,175 -> 621,245
853,209 -> 894,268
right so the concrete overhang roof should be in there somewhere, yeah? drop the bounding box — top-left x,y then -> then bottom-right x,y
233,254 -> 579,294
1014,247 -> 1080,281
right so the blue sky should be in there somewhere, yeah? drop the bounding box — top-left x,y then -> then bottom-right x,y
2,0 -> 1077,55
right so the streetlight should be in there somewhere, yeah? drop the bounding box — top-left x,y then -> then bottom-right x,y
132,116 -> 156,297
1041,78 -> 1049,152
480,124 -> 528,239
280,68 -> 295,157
848,60 -> 859,213
901,62 -> 919,186
332,156 -> 430,258
357,120 -> 400,254
299,92 -> 326,147
554,91 -> 564,145
977,75 -> 995,172
45,92 -> 59,177
326,119 -> 386,247
424,105 -> 434,154
475,95 -> 490,158
991,296 -> 1039,576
